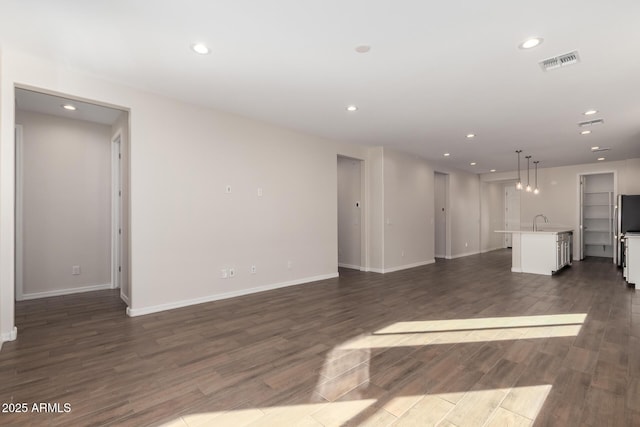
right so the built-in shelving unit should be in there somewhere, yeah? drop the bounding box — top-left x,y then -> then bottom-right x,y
582,174 -> 614,258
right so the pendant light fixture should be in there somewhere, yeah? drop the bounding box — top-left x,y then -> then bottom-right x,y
515,150 -> 523,190
525,155 -> 532,192
533,161 -> 540,194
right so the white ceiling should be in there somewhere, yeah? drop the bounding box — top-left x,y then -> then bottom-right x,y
2,0 -> 640,173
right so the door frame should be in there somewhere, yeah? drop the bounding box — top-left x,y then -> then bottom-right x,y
337,155 -> 367,271
576,170 -> 617,261
111,134 -> 123,290
434,172 -> 450,258
14,125 -> 24,301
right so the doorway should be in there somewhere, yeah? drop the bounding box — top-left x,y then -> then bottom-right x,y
434,172 -> 449,258
504,184 -> 520,248
579,172 -> 615,260
337,156 -> 364,270
14,87 -> 129,303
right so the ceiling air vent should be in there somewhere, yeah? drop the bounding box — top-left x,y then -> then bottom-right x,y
578,119 -> 604,127
591,147 -> 611,152
539,50 -> 581,72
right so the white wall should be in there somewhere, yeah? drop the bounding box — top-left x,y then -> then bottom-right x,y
444,169 -> 481,258
337,156 -> 362,269
480,181 -> 505,252
0,49 -> 342,326
17,110 -> 112,298
368,147 -> 385,271
383,148 -> 435,271
481,158 -> 640,259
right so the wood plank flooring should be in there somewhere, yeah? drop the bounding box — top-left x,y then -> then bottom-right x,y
1,250 -> 639,426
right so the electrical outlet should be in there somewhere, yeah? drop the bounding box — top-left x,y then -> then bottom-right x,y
229,268 -> 236,278
220,269 -> 228,279
401,250 -> 405,257
287,260 -> 293,269
250,265 -> 257,274
465,242 -> 468,248
257,187 -> 263,197
72,265 -> 81,275
225,185 -> 232,194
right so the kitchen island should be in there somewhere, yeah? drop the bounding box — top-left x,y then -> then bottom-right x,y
495,229 -> 573,275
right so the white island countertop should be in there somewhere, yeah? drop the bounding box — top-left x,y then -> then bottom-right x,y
494,228 -> 574,275
494,228 -> 573,235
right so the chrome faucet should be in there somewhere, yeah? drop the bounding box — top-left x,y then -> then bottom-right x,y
533,214 -> 549,231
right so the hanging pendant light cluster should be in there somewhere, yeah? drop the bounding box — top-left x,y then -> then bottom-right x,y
515,150 -> 541,195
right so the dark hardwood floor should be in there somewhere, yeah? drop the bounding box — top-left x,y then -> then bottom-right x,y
1,250 -> 639,426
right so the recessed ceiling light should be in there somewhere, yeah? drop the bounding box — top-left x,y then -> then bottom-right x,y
519,37 -> 543,49
62,104 -> 76,111
443,153 -> 450,157
584,109 -> 598,115
355,45 -> 371,53
490,169 -> 496,172
470,162 -> 477,166
466,133 -> 475,139
597,157 -> 605,161
580,130 -> 592,135
591,146 -> 600,151
346,105 -> 358,112
191,43 -> 210,55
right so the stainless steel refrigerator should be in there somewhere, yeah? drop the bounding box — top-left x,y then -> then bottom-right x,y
615,194 -> 640,266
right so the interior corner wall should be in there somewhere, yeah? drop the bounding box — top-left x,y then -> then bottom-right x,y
446,172 -> 481,258
17,110 -> 112,298
0,49 -> 340,319
480,181 -> 506,252
111,112 -> 130,304
368,147 -> 385,271
480,181 -> 505,253
382,148 -> 435,270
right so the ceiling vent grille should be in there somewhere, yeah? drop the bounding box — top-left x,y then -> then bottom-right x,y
578,118 -> 604,127
591,147 -> 611,152
539,50 -> 581,71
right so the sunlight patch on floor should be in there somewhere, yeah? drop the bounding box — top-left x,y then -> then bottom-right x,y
338,314 -> 587,350
375,314 -> 587,334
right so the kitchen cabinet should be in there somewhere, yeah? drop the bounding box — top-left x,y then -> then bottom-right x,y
556,232 -> 572,272
494,229 -> 573,276
625,233 -> 640,285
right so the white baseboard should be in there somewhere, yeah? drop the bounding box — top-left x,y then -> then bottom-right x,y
120,292 -> 130,306
338,263 -> 362,270
126,273 -> 339,317
481,246 -> 504,254
21,283 -> 112,300
511,267 -> 523,273
1,326 -> 18,344
447,250 -> 480,259
367,259 -> 435,274
384,259 -> 436,273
